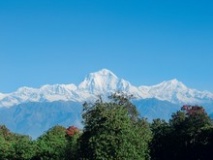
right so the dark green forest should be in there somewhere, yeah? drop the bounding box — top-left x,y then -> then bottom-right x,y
1,93 -> 213,160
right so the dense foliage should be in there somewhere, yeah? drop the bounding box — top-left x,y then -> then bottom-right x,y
0,125 -> 35,160
150,105 -> 213,160
0,95 -> 213,160
78,94 -> 151,159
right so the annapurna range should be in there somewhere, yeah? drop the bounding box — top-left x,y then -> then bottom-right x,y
0,69 -> 213,138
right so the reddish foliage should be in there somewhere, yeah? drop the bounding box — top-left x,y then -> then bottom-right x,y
66,126 -> 79,137
181,105 -> 205,116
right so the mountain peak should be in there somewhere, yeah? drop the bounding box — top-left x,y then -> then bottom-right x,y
78,69 -> 119,93
169,78 -> 179,84
91,69 -> 117,78
165,79 -> 186,89
155,78 -> 185,88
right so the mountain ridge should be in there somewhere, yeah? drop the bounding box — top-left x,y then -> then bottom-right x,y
0,69 -> 213,108
1,69 -> 213,138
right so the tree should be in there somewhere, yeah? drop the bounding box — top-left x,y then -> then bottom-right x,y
109,92 -> 139,122
78,95 -> 151,159
65,126 -> 81,160
12,134 -> 35,160
195,126 -> 213,160
0,135 -> 11,159
0,125 -> 35,160
34,125 -> 67,160
150,105 -> 213,160
149,119 -> 172,160
0,125 -> 12,159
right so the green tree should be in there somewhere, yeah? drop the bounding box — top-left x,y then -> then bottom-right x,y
0,125 -> 35,160
170,105 -> 212,159
34,125 -> 67,160
196,126 -> 213,160
12,134 -> 35,160
0,136 -> 11,159
149,119 -> 172,160
78,95 -> 151,160
109,92 -> 139,122
150,105 -> 213,160
0,125 -> 12,159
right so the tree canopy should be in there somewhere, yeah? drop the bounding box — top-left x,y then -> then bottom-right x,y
78,94 -> 151,159
150,105 -> 213,160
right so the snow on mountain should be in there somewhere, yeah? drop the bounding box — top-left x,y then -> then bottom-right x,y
139,79 -> 213,104
78,69 -> 143,98
0,84 -> 80,108
79,69 -> 119,93
0,69 -> 213,108
0,93 -> 6,100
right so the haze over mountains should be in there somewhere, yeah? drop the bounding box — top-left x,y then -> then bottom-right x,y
0,69 -> 213,138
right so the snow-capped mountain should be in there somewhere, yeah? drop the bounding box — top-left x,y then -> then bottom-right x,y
0,69 -> 213,108
78,69 -> 144,98
139,79 -> 213,104
1,69 -> 213,139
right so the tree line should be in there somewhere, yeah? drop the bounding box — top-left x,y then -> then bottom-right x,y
0,93 -> 213,159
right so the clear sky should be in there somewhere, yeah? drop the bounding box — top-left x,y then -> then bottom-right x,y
0,0 -> 213,93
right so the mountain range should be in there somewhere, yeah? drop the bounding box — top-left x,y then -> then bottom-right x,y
0,69 -> 213,138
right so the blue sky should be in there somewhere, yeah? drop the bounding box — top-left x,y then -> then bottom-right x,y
0,0 -> 213,93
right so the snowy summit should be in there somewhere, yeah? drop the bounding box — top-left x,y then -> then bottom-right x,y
0,69 -> 213,108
